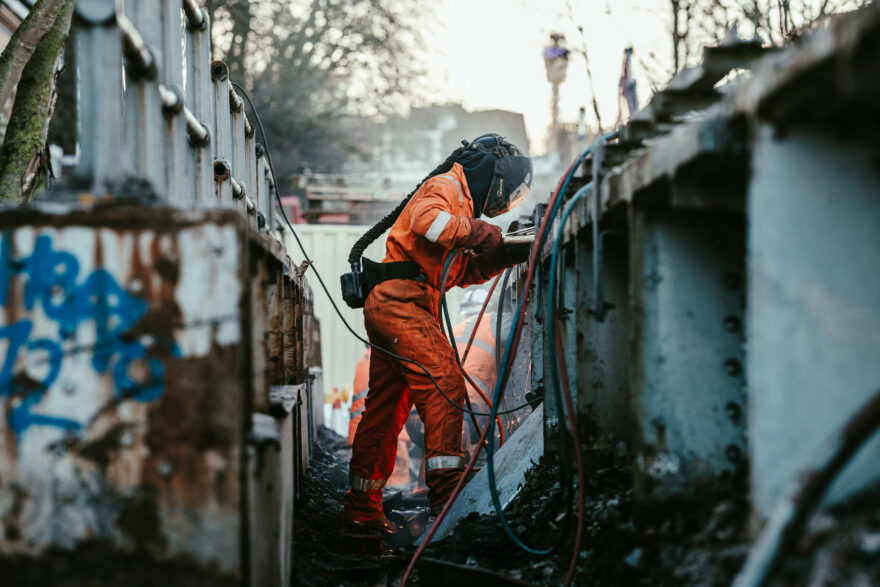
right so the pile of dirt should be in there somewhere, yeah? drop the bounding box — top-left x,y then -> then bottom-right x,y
0,542 -> 237,586
293,426 -> 360,586
773,481 -> 880,586
426,446 -> 750,586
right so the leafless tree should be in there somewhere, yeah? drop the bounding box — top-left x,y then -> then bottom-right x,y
669,0 -> 870,73
205,0 -> 427,178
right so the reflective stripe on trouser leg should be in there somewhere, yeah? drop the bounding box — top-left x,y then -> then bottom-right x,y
350,472 -> 387,492
425,455 -> 465,472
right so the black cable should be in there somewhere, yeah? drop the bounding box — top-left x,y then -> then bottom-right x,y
440,249 -> 482,436
495,267 -> 512,369
232,82 -> 532,418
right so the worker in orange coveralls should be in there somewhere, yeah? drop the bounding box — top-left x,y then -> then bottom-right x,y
348,347 -> 413,488
344,134 -> 532,534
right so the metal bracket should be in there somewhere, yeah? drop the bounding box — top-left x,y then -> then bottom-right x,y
268,384 -> 306,415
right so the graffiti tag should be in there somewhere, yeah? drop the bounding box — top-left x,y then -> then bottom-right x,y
1,234 -> 169,439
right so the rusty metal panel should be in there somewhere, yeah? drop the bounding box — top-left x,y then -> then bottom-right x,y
246,412 -> 291,587
629,209 -> 746,504
0,208 -> 245,575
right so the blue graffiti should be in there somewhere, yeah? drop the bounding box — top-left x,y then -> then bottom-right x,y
1,234 -> 174,439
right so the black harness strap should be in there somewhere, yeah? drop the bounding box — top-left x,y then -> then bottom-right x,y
360,257 -> 426,295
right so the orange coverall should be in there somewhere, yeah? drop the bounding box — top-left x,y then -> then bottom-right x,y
345,162 -> 510,520
348,348 -> 412,487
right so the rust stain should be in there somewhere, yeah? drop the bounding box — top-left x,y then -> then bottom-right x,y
116,484 -> 168,556
144,351 -> 242,510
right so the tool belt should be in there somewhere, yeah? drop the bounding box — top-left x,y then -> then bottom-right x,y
341,257 -> 426,309
361,258 -> 426,294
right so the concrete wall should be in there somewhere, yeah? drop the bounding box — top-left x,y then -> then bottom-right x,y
747,125 -> 880,518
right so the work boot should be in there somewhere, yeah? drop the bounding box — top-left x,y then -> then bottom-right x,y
344,513 -> 399,535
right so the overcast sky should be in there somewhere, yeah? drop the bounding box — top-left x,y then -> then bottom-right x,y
424,0 -> 676,155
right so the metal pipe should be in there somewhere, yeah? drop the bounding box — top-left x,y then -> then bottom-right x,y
591,140 -> 607,321
117,11 -> 156,80
158,83 -> 183,114
229,85 -> 243,112
184,106 -> 210,147
228,86 -> 255,136
159,83 -> 210,147
182,0 -> 207,30
214,159 -> 247,201
230,177 -> 245,200
502,235 -> 535,246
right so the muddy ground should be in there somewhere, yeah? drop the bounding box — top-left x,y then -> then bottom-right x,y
775,481 -> 880,586
427,448 -> 749,586
294,427 -> 879,586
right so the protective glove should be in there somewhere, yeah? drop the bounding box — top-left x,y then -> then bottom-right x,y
469,240 -> 531,279
461,218 -> 503,254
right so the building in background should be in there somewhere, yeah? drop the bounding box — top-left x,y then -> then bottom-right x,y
287,103 -> 541,225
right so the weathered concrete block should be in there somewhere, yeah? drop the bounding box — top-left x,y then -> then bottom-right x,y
747,125 -> 880,521
575,232 -> 632,447
427,404 -> 544,542
0,206 -> 309,581
630,209 -> 746,504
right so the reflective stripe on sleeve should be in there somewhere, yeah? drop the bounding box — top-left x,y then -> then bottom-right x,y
425,455 -> 465,472
353,387 -> 369,402
349,406 -> 365,420
438,174 -> 464,205
425,211 -> 452,243
350,472 -> 387,491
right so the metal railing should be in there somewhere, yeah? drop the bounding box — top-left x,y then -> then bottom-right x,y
74,0 -> 273,230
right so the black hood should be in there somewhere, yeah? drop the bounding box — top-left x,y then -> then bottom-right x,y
457,147 -> 495,218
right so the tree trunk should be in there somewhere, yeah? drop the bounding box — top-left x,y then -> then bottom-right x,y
0,1 -> 73,202
0,0 -> 71,114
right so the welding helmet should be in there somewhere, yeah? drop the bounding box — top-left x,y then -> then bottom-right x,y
462,134 -> 532,218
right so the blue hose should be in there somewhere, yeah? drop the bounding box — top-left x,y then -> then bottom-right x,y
546,183 -> 593,418
485,132 -> 615,554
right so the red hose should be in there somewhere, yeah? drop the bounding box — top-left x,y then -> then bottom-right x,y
400,153 -> 582,586
553,321 -> 585,586
440,251 -> 505,445
462,273 -> 505,445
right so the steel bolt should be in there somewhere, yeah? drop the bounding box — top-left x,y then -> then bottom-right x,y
725,445 -> 742,463
63,382 -> 77,396
725,402 -> 742,424
723,315 -> 741,333
723,358 -> 742,377
722,272 -> 742,290
120,431 -> 135,448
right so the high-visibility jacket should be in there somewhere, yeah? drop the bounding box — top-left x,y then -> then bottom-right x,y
383,163 -> 504,315
346,163 -> 510,521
